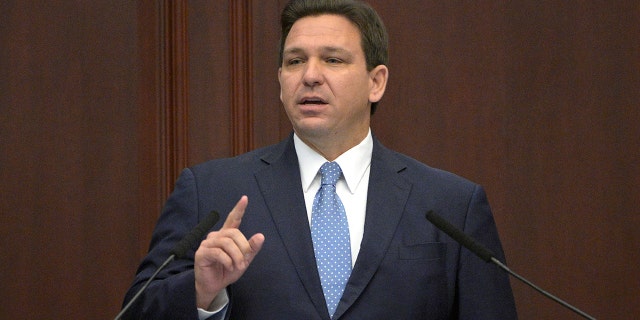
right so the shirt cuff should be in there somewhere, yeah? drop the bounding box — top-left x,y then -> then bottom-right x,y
197,289 -> 229,320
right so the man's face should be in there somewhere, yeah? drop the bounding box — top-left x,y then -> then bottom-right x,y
278,14 -> 387,150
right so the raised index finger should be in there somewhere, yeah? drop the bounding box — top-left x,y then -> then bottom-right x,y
222,195 -> 249,229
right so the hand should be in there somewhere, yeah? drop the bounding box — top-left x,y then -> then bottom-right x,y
194,195 -> 265,309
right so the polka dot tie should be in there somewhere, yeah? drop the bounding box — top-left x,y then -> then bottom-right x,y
311,161 -> 352,318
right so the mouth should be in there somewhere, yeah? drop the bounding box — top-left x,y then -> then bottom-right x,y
298,97 -> 328,105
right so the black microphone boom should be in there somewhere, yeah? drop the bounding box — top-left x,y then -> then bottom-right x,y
425,210 -> 596,320
172,211 -> 221,259
114,211 -> 220,320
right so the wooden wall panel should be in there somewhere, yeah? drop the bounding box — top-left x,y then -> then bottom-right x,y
136,1 -> 164,258
497,3 -> 640,318
250,0 -> 294,148
364,1 -> 640,319
187,1 -> 232,164
159,0 -> 190,199
186,0 -> 289,164
0,1 -> 143,318
229,0 -> 254,154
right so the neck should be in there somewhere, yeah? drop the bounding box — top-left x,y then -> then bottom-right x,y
296,129 -> 369,161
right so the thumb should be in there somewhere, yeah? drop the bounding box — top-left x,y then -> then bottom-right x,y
245,233 -> 265,262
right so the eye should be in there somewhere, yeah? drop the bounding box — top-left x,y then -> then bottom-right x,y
326,57 -> 343,64
286,58 -> 304,66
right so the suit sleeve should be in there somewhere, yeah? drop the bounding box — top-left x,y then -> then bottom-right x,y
456,185 -> 518,319
121,168 -> 204,320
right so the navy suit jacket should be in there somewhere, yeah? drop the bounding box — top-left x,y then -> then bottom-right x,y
124,134 -> 517,319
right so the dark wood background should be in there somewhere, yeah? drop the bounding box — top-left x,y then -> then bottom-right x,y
1,1 -> 638,319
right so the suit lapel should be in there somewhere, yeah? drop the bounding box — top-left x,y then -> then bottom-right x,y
333,138 -> 412,319
254,136 -> 330,319
254,135 -> 412,319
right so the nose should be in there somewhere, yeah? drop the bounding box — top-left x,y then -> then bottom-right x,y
302,59 -> 324,87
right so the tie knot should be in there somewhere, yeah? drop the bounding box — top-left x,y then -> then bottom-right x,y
319,161 -> 342,186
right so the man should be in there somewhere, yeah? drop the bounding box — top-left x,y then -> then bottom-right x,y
123,0 -> 517,319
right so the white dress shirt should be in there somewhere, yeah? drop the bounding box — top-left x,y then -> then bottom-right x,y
294,130 -> 372,266
198,130 -> 373,318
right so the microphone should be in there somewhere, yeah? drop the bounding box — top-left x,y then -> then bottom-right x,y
425,210 -> 596,320
114,211 -> 220,320
171,211 -> 221,259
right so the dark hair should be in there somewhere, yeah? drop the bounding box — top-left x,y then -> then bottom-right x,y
279,0 -> 389,114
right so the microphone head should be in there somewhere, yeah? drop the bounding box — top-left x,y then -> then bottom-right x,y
425,210 -> 495,262
171,211 -> 220,259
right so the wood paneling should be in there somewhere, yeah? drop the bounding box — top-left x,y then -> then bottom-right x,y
1,1 -> 143,318
187,1 -> 233,164
229,0 -> 254,155
365,1 -> 640,318
136,0 -> 163,258
250,0 -> 293,148
159,0 -> 190,199
186,0 -> 289,164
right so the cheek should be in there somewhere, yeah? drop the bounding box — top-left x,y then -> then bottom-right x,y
338,78 -> 371,105
279,77 -> 295,102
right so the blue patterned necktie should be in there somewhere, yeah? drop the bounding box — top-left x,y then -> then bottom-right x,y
311,161 -> 352,318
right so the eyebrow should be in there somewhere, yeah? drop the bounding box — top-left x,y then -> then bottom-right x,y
283,46 -> 353,58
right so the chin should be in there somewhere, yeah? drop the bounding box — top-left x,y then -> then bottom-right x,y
293,123 -> 332,139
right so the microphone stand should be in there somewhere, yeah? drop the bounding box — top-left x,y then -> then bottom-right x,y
425,210 -> 596,320
114,211 -> 220,320
114,255 -> 175,320
490,257 -> 596,320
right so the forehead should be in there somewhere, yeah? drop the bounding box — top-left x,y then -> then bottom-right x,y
284,14 -> 362,49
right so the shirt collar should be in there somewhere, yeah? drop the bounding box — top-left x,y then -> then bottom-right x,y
294,129 -> 373,194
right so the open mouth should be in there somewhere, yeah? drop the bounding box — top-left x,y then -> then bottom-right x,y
300,97 -> 328,105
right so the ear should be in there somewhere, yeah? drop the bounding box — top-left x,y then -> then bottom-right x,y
368,65 -> 388,103
278,67 -> 283,102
